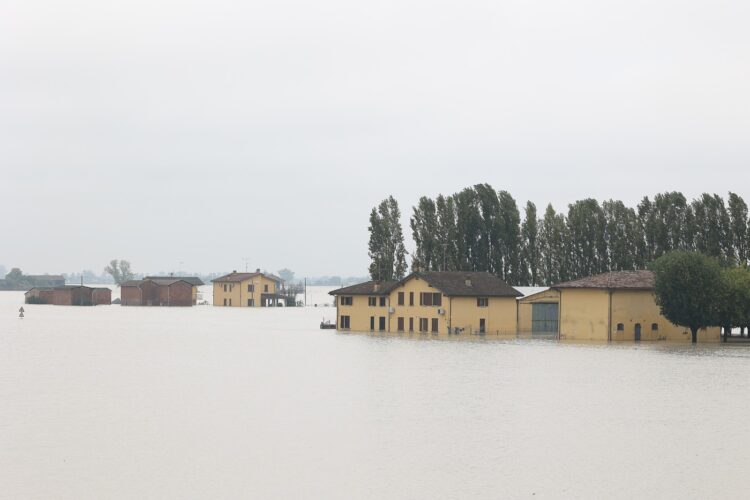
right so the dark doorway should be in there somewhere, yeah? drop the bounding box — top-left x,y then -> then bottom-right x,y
635,323 -> 642,342
532,303 -> 559,336
379,316 -> 386,331
479,318 -> 486,334
370,316 -> 375,331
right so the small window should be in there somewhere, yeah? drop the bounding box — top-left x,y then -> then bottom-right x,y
228,298 -> 232,306
477,297 -> 488,307
264,284 -> 269,292
398,292 -> 404,306
409,292 -> 414,306
420,292 -> 442,306
223,284 -> 227,292
223,298 -> 227,306
340,315 -> 351,329
652,323 -> 658,331
248,284 -> 254,292
617,323 -> 624,331
341,296 -> 353,306
397,317 -> 404,332
368,297 -> 377,307
379,296 -> 386,307
431,318 -> 439,333
409,317 -> 414,332
248,299 -> 254,307
379,316 -> 386,331
419,318 -> 429,332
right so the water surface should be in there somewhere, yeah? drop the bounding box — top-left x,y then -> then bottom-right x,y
1,290 -> 749,499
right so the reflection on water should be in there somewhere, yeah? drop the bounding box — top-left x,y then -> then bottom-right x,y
1,290 -> 749,500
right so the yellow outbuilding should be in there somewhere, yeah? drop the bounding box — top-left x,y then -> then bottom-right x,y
329,271 -> 522,336
549,270 -> 720,342
212,270 -> 284,307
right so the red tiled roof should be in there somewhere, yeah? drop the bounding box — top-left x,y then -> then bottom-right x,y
552,270 -> 654,290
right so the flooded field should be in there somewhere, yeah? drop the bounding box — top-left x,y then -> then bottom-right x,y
1,288 -> 749,499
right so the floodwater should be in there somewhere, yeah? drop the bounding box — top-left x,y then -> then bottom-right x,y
1,288 -> 750,500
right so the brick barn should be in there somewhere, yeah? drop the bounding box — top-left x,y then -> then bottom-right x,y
120,278 -> 197,307
24,288 -> 55,304
47,286 -> 111,306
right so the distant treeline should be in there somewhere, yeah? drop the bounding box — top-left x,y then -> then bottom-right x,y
368,185 -> 749,286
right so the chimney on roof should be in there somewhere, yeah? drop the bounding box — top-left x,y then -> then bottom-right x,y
373,282 -> 380,292
256,268 -> 261,273
232,270 -> 237,273
465,277 -> 472,287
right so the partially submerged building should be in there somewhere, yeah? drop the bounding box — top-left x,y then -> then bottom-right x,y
120,277 -> 203,306
329,271 -> 522,335
25,286 -> 111,306
212,270 -> 285,307
518,271 -> 721,342
24,288 -> 55,304
331,270 -> 721,343
550,271 -> 720,342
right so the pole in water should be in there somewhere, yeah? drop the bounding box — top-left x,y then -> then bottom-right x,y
18,306 -> 24,319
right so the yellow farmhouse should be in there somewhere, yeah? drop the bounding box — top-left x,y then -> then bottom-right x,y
517,270 -> 720,342
212,270 -> 284,307
330,271 -> 522,336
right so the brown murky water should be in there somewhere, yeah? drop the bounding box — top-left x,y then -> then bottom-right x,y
1,289 -> 749,499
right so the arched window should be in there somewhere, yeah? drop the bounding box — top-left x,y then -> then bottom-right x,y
616,323 -> 624,331
651,323 -> 658,331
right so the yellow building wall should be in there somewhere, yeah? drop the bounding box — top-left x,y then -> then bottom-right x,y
387,276 -> 447,334
610,290 -> 720,342
336,295 -> 390,332
213,276 -> 282,307
449,297 -> 517,337
559,289 -> 610,341
335,275 -> 518,337
517,289 -> 560,337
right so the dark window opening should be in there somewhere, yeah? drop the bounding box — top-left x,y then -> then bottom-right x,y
420,293 -> 442,306
617,323 -> 624,331
368,297 -> 376,307
652,323 -> 659,331
340,315 -> 350,329
431,318 -> 439,333
398,292 -> 404,306
379,296 -> 386,307
477,297 -> 488,307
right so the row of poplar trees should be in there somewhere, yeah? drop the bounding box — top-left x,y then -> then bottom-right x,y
367,185 -> 750,286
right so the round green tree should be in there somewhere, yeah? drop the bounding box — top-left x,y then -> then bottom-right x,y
650,251 -> 722,343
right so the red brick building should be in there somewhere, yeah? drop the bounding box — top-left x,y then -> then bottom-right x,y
24,288 -> 54,304
120,278 -> 197,307
43,286 -> 111,306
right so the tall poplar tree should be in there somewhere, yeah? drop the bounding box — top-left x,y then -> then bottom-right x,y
520,201 -> 539,286
410,196 -> 439,271
368,196 -> 407,281
497,190 -> 522,283
728,192 -> 749,266
436,195 -> 458,271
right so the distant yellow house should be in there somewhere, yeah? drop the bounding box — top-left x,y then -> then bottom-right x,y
518,270 -> 720,342
212,270 -> 284,307
329,272 -> 522,336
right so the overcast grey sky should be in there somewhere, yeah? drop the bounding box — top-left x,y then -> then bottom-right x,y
2,0 -> 749,277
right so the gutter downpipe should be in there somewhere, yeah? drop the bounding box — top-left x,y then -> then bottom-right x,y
608,289 -> 612,342
556,288 -> 561,341
449,296 -> 453,335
